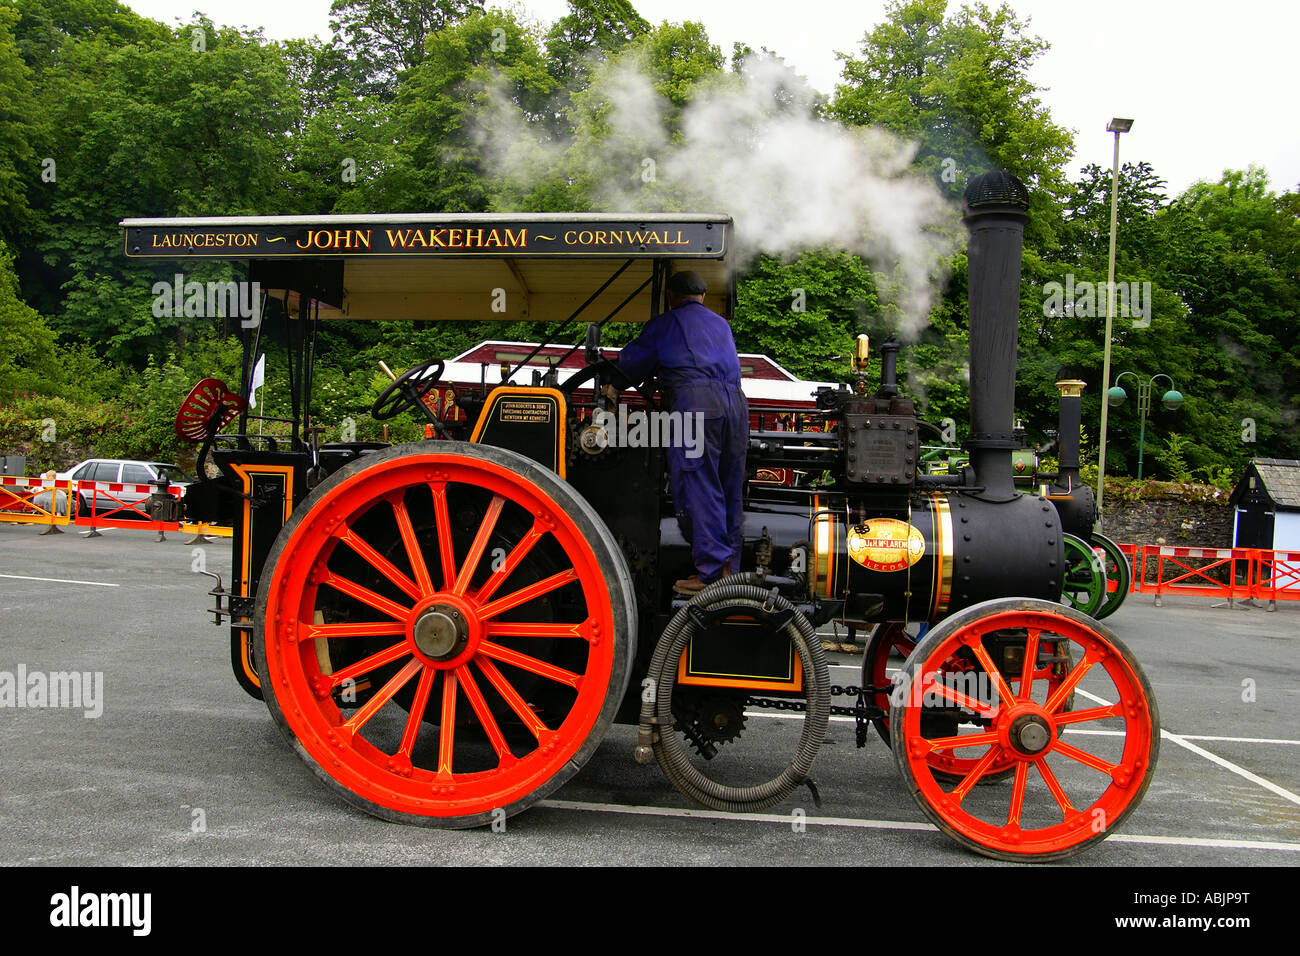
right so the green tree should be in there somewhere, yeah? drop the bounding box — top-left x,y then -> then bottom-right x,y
0,239 -> 60,395
328,0 -> 484,99
831,0 -> 1073,246
392,8 -> 560,213
0,4 -> 47,245
29,18 -> 298,360
544,0 -> 650,90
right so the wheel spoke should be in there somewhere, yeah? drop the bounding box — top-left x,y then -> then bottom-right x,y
478,641 -> 582,689
305,621 -> 407,640
1006,761 -> 1030,827
474,657 -> 552,742
397,666 -> 436,760
922,730 -> 999,752
321,570 -> 412,622
429,481 -> 457,590
922,675 -> 999,718
328,641 -> 411,688
437,669 -> 458,776
474,521 -> 544,603
337,523 -> 421,602
1052,703 -> 1122,727
483,620 -> 590,640
949,745 -> 1004,802
968,640 -> 1017,708
1035,758 -> 1077,815
477,568 -> 579,621
1053,738 -> 1120,778
457,665 -> 516,766
453,494 -> 505,595
390,495 -> 434,597
343,658 -> 421,736
1045,653 -> 1094,713
1019,627 -> 1040,691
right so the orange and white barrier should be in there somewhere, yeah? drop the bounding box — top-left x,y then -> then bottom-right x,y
1,477 -> 235,541
0,476 -> 74,532
71,480 -> 183,536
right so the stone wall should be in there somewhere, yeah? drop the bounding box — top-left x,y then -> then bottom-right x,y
1101,485 -> 1234,548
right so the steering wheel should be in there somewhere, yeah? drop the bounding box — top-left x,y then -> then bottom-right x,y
371,359 -> 445,421
560,357 -> 658,411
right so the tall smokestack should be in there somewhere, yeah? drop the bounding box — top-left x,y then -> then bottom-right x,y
963,172 -> 1030,501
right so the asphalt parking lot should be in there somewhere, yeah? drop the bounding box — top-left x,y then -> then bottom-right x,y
1,520 -> 1297,868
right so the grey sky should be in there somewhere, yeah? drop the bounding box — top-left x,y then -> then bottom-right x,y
124,0 -> 1299,197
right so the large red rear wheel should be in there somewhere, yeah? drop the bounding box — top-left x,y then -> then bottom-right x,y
255,442 -> 635,827
891,598 -> 1158,860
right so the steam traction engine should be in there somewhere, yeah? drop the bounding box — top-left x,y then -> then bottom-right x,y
131,173 -> 1158,861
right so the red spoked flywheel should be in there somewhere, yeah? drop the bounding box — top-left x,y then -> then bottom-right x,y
175,378 -> 246,443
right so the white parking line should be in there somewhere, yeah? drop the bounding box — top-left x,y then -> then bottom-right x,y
0,573 -> 119,588
1066,729 -> 1300,746
537,799 -> 1300,852
1074,687 -> 1300,809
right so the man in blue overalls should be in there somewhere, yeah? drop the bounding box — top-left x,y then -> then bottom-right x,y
615,271 -> 749,593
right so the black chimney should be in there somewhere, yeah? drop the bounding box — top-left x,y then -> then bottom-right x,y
1055,379 -> 1085,477
963,172 -> 1030,501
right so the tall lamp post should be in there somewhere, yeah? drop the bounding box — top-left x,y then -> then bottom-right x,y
1108,372 -> 1184,479
1095,116 -> 1134,531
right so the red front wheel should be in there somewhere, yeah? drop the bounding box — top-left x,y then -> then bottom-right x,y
255,442 -> 635,827
891,598 -> 1158,860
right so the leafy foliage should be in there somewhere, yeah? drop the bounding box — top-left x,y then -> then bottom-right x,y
0,0 -> 1294,488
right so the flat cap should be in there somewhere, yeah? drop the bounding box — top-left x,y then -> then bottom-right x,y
666,270 -> 707,296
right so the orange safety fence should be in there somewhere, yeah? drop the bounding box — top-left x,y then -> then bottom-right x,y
1143,545 -> 1255,607
179,521 -> 233,538
1116,542 -> 1145,593
0,476 -> 75,532
0,478 -> 228,539
1253,549 -> 1300,610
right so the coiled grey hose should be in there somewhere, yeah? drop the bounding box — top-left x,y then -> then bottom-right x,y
640,576 -> 830,812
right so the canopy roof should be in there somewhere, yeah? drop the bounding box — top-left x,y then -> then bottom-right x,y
120,212 -> 734,323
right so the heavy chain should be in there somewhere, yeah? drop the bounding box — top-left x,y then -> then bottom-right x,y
748,684 -> 890,720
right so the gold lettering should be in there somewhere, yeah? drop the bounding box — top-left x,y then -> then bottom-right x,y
594,230 -> 608,245
408,229 -> 428,248
354,230 -> 371,250
385,229 -> 411,249
578,231 -> 594,244
564,231 -> 577,244
448,229 -> 463,247
506,228 -> 527,248
486,229 -> 503,248
465,228 -> 483,247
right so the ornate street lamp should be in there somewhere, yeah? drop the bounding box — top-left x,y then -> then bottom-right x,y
1108,371 -> 1183,479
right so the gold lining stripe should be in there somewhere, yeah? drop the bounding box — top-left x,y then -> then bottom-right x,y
929,493 -> 954,617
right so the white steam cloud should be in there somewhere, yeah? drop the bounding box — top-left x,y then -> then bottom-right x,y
478,54 -> 960,338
